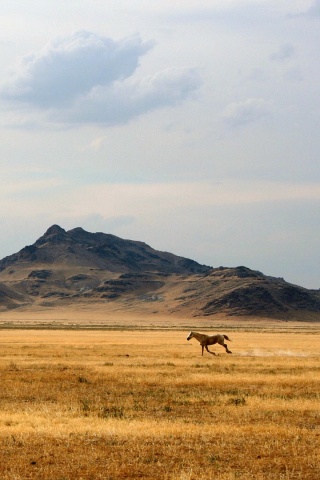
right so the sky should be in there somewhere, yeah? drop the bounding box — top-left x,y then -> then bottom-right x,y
0,0 -> 319,289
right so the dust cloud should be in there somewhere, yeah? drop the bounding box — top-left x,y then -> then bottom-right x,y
238,349 -> 311,357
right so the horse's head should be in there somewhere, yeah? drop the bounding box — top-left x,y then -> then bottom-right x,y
187,331 -> 193,341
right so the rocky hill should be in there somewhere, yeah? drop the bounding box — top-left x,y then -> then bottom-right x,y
0,225 -> 319,319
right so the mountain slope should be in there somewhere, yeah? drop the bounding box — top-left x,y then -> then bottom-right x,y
0,282 -> 29,311
167,266 -> 320,318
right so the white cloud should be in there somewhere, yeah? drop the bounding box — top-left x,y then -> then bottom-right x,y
302,0 -> 320,17
288,0 -> 320,18
1,31 -> 152,107
0,30 -> 202,127
270,43 -> 295,62
222,98 -> 271,128
55,67 -> 201,125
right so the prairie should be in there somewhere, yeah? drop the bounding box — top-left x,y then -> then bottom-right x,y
0,323 -> 319,479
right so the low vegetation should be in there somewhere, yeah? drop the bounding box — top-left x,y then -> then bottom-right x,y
0,327 -> 319,479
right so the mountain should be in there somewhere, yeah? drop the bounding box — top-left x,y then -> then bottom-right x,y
0,225 -> 319,319
0,225 -> 209,274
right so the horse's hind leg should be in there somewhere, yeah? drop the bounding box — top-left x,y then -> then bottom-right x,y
223,343 -> 232,354
205,345 -> 217,356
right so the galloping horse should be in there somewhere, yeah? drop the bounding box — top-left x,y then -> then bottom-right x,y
187,331 -> 232,356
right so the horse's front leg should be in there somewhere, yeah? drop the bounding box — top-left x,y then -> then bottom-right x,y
201,344 -> 204,356
223,344 -> 232,354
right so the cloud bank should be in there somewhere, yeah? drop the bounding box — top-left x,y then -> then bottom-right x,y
0,30 -> 201,126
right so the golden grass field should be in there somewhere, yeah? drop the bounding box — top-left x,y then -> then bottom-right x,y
0,315 -> 320,479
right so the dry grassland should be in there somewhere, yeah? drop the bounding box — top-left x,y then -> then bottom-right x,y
0,326 -> 319,479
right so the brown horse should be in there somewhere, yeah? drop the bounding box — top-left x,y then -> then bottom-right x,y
187,331 -> 232,356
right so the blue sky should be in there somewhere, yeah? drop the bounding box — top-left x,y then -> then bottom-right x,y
0,1 -> 319,288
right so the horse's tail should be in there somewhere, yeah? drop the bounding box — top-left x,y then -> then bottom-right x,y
223,335 -> 232,342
